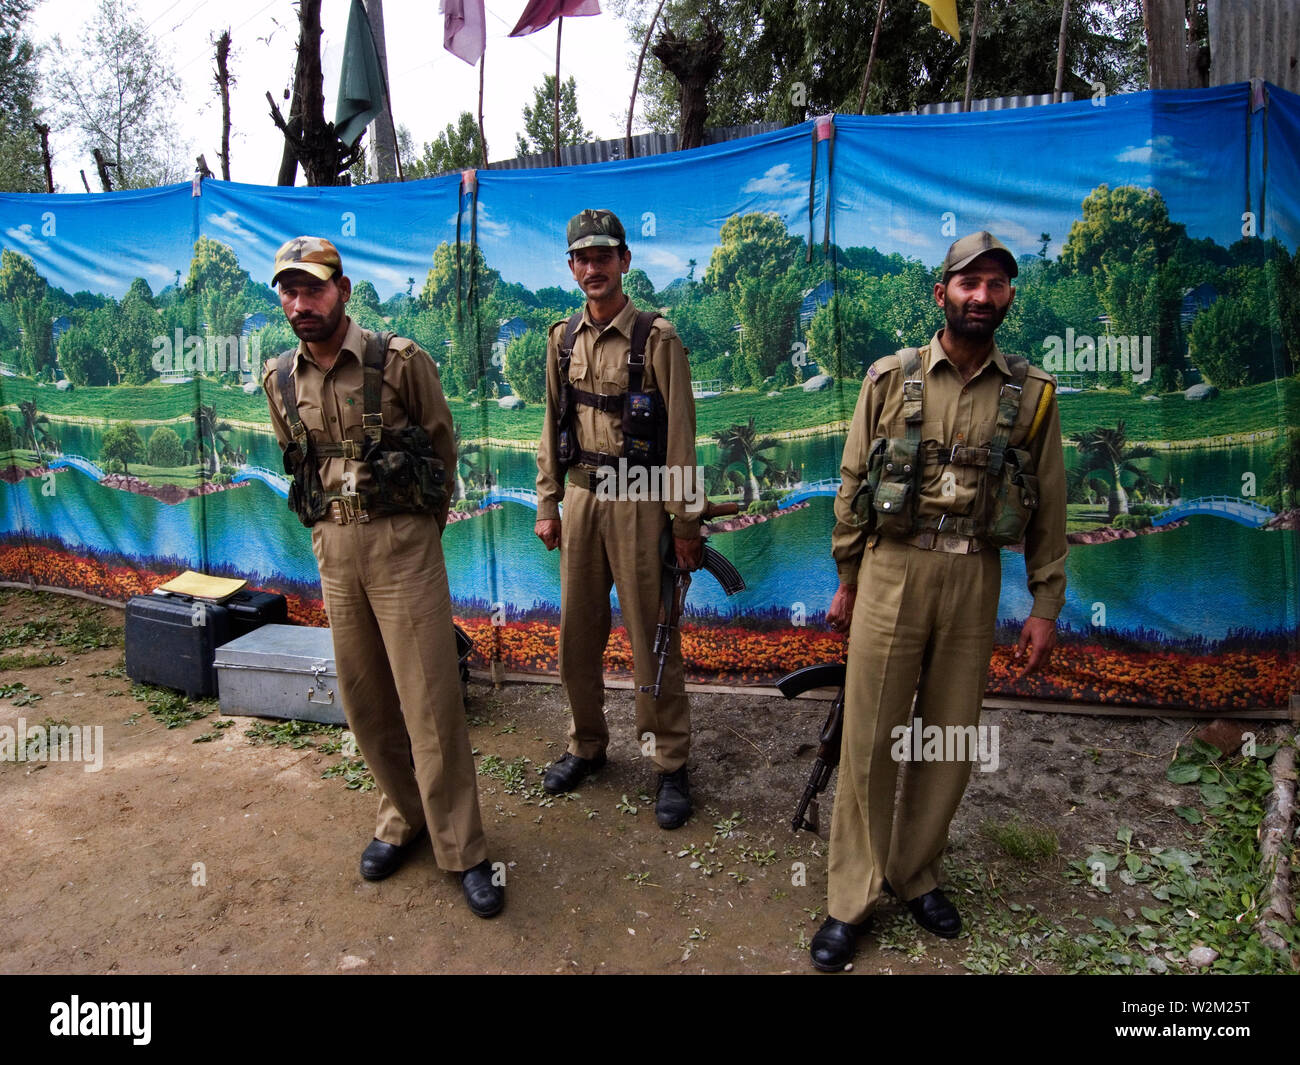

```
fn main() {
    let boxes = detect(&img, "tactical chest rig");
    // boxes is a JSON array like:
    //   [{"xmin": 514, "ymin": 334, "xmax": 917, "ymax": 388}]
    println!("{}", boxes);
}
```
[
  {"xmin": 555, "ymin": 309, "xmax": 666, "ymax": 471},
  {"xmin": 272, "ymin": 331, "xmax": 447, "ymax": 527},
  {"xmin": 851, "ymin": 346, "xmax": 1041, "ymax": 548}
]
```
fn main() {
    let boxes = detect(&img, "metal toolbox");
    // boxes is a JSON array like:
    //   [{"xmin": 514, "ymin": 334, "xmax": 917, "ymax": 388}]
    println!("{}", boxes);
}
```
[
  {"xmin": 214, "ymin": 624, "xmax": 476, "ymax": 726},
  {"xmin": 214, "ymin": 624, "xmax": 347, "ymax": 725}
]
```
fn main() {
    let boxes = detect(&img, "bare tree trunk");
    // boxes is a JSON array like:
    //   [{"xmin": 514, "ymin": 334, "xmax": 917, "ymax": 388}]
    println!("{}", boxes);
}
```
[
  {"xmin": 856, "ymin": 0, "xmax": 887, "ymax": 114},
  {"xmin": 1054, "ymin": 0, "xmax": 1070, "ymax": 102},
  {"xmin": 1145, "ymin": 0, "xmax": 1193, "ymax": 89},
  {"xmin": 364, "ymin": 0, "xmax": 398, "ymax": 181},
  {"xmin": 626, "ymin": 0, "xmax": 667, "ymax": 159},
  {"xmin": 92, "ymin": 148, "xmax": 114, "ymax": 191},
  {"xmin": 33, "ymin": 122, "xmax": 53, "ymax": 192},
  {"xmin": 215, "ymin": 30, "xmax": 233, "ymax": 180},
  {"xmin": 652, "ymin": 18, "xmax": 724, "ymax": 152},
  {"xmin": 963, "ymin": 0, "xmax": 981, "ymax": 111}
]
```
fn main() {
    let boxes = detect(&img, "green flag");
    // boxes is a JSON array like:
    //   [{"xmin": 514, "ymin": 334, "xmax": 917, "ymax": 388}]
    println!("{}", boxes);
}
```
[{"xmin": 335, "ymin": 0, "xmax": 386, "ymax": 147}]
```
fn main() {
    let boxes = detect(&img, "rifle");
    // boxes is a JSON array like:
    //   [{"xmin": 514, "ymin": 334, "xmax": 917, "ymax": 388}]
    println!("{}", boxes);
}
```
[
  {"xmin": 639, "ymin": 500, "xmax": 745, "ymax": 699},
  {"xmin": 776, "ymin": 661, "xmax": 847, "ymax": 834}
]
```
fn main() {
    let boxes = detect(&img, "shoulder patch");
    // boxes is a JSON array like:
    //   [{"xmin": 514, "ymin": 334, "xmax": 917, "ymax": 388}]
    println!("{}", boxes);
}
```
[
  {"xmin": 866, "ymin": 354, "xmax": 901, "ymax": 382},
  {"xmin": 387, "ymin": 335, "xmax": 420, "ymax": 360},
  {"xmin": 261, "ymin": 355, "xmax": 278, "ymax": 381}
]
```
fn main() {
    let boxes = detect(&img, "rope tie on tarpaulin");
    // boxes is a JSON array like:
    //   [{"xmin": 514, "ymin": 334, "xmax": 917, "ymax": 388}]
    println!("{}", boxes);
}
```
[{"xmin": 806, "ymin": 115, "xmax": 836, "ymax": 262}]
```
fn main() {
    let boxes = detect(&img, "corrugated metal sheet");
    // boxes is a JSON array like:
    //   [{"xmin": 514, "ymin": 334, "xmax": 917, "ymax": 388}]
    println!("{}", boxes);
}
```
[
  {"xmin": 477, "ymin": 94, "xmax": 1075, "ymax": 174},
  {"xmin": 1208, "ymin": 0, "xmax": 1300, "ymax": 94}
]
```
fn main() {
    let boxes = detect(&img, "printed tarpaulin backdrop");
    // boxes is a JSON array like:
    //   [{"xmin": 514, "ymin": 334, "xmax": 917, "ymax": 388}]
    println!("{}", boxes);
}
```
[{"xmin": 1, "ymin": 84, "xmax": 1296, "ymax": 712}]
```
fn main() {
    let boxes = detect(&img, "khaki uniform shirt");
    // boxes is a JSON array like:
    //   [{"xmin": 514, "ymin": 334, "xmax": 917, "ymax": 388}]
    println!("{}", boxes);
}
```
[
  {"xmin": 262, "ymin": 317, "xmax": 456, "ymax": 529},
  {"xmin": 832, "ymin": 330, "xmax": 1068, "ymax": 620},
  {"xmin": 536, "ymin": 297, "xmax": 701, "ymax": 538}
]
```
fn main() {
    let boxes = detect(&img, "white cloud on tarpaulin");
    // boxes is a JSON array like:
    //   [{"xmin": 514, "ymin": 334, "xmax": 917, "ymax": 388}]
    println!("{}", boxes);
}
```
[
  {"xmin": 739, "ymin": 163, "xmax": 807, "ymax": 219},
  {"xmin": 443, "ymin": 202, "xmax": 510, "ymax": 240},
  {"xmin": 1115, "ymin": 136, "xmax": 1203, "ymax": 177},
  {"xmin": 207, "ymin": 209, "xmax": 259, "ymax": 242},
  {"xmin": 4, "ymin": 223, "xmax": 46, "ymax": 251}
]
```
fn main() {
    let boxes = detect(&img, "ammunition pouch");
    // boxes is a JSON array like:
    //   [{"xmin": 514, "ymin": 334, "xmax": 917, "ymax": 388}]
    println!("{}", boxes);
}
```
[
  {"xmin": 621, "ymin": 390, "xmax": 667, "ymax": 466},
  {"xmin": 984, "ymin": 446, "xmax": 1039, "ymax": 547},
  {"xmin": 362, "ymin": 425, "xmax": 447, "ymax": 517},
  {"xmin": 862, "ymin": 436, "xmax": 921, "ymax": 538}
]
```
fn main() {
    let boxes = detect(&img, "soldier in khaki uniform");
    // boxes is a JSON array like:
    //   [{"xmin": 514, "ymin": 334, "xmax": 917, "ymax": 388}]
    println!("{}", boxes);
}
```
[
  {"xmin": 534, "ymin": 209, "xmax": 704, "ymax": 829},
  {"xmin": 810, "ymin": 232, "xmax": 1067, "ymax": 970},
  {"xmin": 262, "ymin": 236, "xmax": 502, "ymax": 918}
]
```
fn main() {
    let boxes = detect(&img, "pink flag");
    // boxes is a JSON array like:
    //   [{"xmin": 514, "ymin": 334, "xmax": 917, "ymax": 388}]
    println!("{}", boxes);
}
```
[
  {"xmin": 443, "ymin": 0, "xmax": 486, "ymax": 65},
  {"xmin": 508, "ymin": 0, "xmax": 601, "ymax": 38}
]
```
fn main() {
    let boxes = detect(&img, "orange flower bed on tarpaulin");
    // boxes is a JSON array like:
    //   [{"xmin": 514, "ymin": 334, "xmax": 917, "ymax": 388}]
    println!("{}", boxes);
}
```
[{"xmin": 1, "ymin": 541, "xmax": 1292, "ymax": 712}]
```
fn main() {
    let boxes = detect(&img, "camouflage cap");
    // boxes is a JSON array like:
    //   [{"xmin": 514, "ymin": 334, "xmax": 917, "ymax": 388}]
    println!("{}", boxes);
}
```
[
  {"xmin": 271, "ymin": 236, "xmax": 343, "ymax": 285},
  {"xmin": 566, "ymin": 209, "xmax": 626, "ymax": 253},
  {"xmin": 941, "ymin": 230, "xmax": 1018, "ymax": 280}
]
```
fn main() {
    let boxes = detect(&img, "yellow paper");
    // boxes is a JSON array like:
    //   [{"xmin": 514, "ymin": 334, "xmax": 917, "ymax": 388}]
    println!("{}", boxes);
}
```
[{"xmin": 156, "ymin": 570, "xmax": 248, "ymax": 602}]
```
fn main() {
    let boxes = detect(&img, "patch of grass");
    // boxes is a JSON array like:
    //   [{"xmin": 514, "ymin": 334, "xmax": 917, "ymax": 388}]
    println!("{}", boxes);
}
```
[
  {"xmin": 0, "ymin": 651, "xmax": 67, "ymax": 671},
  {"xmin": 321, "ymin": 754, "xmax": 374, "ymax": 791},
  {"xmin": 131, "ymin": 684, "xmax": 214, "ymax": 729},
  {"xmin": 244, "ymin": 718, "xmax": 341, "ymax": 749},
  {"xmin": 192, "ymin": 720, "xmax": 235, "ymax": 744},
  {"xmin": 56, "ymin": 614, "xmax": 121, "ymax": 651},
  {"xmin": 980, "ymin": 816, "xmax": 1060, "ymax": 862},
  {"xmin": 0, "ymin": 619, "xmax": 62, "ymax": 647}
]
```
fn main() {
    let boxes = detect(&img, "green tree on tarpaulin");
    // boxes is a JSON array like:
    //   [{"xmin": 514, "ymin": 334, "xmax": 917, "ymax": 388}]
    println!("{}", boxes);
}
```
[
  {"xmin": 186, "ymin": 237, "xmax": 250, "ymax": 349},
  {"xmin": 1069, "ymin": 420, "xmax": 1153, "ymax": 520},
  {"xmin": 190, "ymin": 403, "xmax": 232, "ymax": 479},
  {"xmin": 807, "ymin": 294, "xmax": 880, "ymax": 378},
  {"xmin": 714, "ymin": 416, "xmax": 780, "ymax": 505},
  {"xmin": 516, "ymin": 75, "xmax": 592, "ymax": 157},
  {"xmin": 503, "ymin": 330, "xmax": 547, "ymax": 405},
  {"xmin": 1188, "ymin": 265, "xmax": 1281, "ymax": 388},
  {"xmin": 146, "ymin": 425, "xmax": 185, "ymax": 468},
  {"xmin": 106, "ymin": 293, "xmax": 158, "ymax": 384},
  {"xmin": 0, "ymin": 249, "xmax": 52, "ymax": 378},
  {"xmin": 422, "ymin": 242, "xmax": 499, "ymax": 397},
  {"xmin": 704, "ymin": 213, "xmax": 803, "ymax": 388},
  {"xmin": 101, "ymin": 421, "xmax": 143, "ymax": 476},
  {"xmin": 450, "ymin": 421, "xmax": 482, "ymax": 503},
  {"xmin": 16, "ymin": 399, "xmax": 56, "ymax": 459},
  {"xmin": 56, "ymin": 317, "xmax": 112, "ymax": 387}
]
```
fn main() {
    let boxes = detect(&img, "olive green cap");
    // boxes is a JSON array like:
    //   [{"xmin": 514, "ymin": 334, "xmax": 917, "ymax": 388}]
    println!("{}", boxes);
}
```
[
  {"xmin": 566, "ymin": 209, "xmax": 626, "ymax": 253},
  {"xmin": 941, "ymin": 230, "xmax": 1018, "ymax": 280},
  {"xmin": 272, "ymin": 235, "xmax": 343, "ymax": 285}
]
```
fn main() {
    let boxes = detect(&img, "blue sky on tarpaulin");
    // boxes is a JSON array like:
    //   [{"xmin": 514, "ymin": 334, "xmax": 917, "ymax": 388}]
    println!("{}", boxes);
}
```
[{"xmin": 0, "ymin": 84, "xmax": 1295, "ymax": 303}]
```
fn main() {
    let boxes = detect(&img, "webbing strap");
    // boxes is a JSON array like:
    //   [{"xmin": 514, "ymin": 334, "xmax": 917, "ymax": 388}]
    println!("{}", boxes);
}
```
[
  {"xmin": 986, "ymin": 355, "xmax": 1030, "ymax": 477},
  {"xmin": 361, "ymin": 331, "xmax": 392, "ymax": 444},
  {"xmin": 627, "ymin": 310, "xmax": 657, "ymax": 393},
  {"xmin": 275, "ymin": 353, "xmax": 306, "ymax": 449},
  {"xmin": 899, "ymin": 347, "xmax": 923, "ymax": 451}
]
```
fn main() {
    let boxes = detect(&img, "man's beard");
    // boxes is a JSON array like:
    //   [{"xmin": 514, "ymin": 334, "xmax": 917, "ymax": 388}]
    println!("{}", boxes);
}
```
[
  {"xmin": 945, "ymin": 299, "xmax": 1008, "ymax": 341},
  {"xmin": 290, "ymin": 306, "xmax": 342, "ymax": 342}
]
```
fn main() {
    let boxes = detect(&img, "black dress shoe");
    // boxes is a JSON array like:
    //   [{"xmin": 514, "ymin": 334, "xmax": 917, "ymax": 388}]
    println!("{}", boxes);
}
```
[
  {"xmin": 654, "ymin": 766, "xmax": 692, "ymax": 829},
  {"xmin": 461, "ymin": 860, "xmax": 504, "ymax": 918},
  {"xmin": 360, "ymin": 836, "xmax": 418, "ymax": 881},
  {"xmin": 906, "ymin": 887, "xmax": 962, "ymax": 938},
  {"xmin": 542, "ymin": 751, "xmax": 606, "ymax": 794},
  {"xmin": 809, "ymin": 916, "xmax": 871, "ymax": 972}
]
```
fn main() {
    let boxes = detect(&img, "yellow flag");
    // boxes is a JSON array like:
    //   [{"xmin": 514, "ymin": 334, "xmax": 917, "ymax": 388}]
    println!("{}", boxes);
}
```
[{"xmin": 919, "ymin": 0, "xmax": 961, "ymax": 42}]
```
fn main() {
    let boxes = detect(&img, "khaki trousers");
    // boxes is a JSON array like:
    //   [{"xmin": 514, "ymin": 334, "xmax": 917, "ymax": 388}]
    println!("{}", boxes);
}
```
[
  {"xmin": 827, "ymin": 536, "xmax": 1002, "ymax": 924},
  {"xmin": 312, "ymin": 511, "xmax": 488, "ymax": 872},
  {"xmin": 557, "ymin": 485, "xmax": 690, "ymax": 772}
]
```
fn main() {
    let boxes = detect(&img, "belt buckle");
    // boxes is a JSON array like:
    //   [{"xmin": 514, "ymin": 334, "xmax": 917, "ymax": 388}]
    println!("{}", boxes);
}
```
[
  {"xmin": 913, "ymin": 530, "xmax": 937, "ymax": 550},
  {"xmin": 942, "ymin": 534, "xmax": 967, "ymax": 554},
  {"xmin": 333, "ymin": 495, "xmax": 369, "ymax": 525}
]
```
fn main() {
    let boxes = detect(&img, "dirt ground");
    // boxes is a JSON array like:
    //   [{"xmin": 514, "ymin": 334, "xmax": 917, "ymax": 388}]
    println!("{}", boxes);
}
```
[{"xmin": 0, "ymin": 587, "xmax": 1272, "ymax": 975}]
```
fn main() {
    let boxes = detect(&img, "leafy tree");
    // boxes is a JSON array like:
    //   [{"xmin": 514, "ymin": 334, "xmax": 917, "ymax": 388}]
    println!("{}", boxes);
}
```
[
  {"xmin": 124, "ymin": 276, "xmax": 154, "ymax": 306},
  {"xmin": 100, "ymin": 420, "xmax": 143, "ymax": 476},
  {"xmin": 421, "ymin": 242, "xmax": 499, "ymax": 397},
  {"xmin": 614, "ymin": 0, "xmax": 1146, "ymax": 134},
  {"xmin": 56, "ymin": 315, "xmax": 112, "ymax": 386},
  {"xmin": 48, "ymin": 0, "xmax": 187, "ymax": 188},
  {"xmin": 503, "ymin": 330, "xmax": 547, "ymax": 404},
  {"xmin": 1069, "ymin": 420, "xmax": 1153, "ymax": 519},
  {"xmin": 0, "ymin": 413, "xmax": 15, "ymax": 452},
  {"xmin": 0, "ymin": 0, "xmax": 44, "ymax": 192},
  {"xmin": 16, "ymin": 398, "xmax": 55, "ymax": 458},
  {"xmin": 0, "ymin": 248, "xmax": 51, "ymax": 377},
  {"xmin": 516, "ymin": 75, "xmax": 592, "ymax": 156},
  {"xmin": 407, "ymin": 113, "xmax": 484, "ymax": 177},
  {"xmin": 703, "ymin": 213, "xmax": 803, "ymax": 386},
  {"xmin": 351, "ymin": 280, "xmax": 380, "ymax": 309},
  {"xmin": 191, "ymin": 404, "xmax": 232, "ymax": 478},
  {"xmin": 713, "ymin": 416, "xmax": 781, "ymax": 504},
  {"xmin": 450, "ymin": 421, "xmax": 482, "ymax": 502},
  {"xmin": 807, "ymin": 294, "xmax": 879, "ymax": 378},
  {"xmin": 1264, "ymin": 432, "xmax": 1300, "ymax": 509},
  {"xmin": 672, "ymin": 288, "xmax": 738, "ymax": 375},
  {"xmin": 146, "ymin": 425, "xmax": 185, "ymax": 468},
  {"xmin": 624, "ymin": 268, "xmax": 656, "ymax": 306},
  {"xmin": 105, "ymin": 295, "xmax": 157, "ymax": 384},
  {"xmin": 1187, "ymin": 267, "xmax": 1278, "ymax": 388},
  {"xmin": 186, "ymin": 236, "xmax": 249, "ymax": 346}
]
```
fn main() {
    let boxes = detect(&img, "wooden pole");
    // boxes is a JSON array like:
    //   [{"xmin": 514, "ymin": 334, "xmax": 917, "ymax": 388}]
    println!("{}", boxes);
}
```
[
  {"xmin": 1053, "ymin": 0, "xmax": 1070, "ymax": 103},
  {"xmin": 963, "ymin": 0, "xmax": 981, "ymax": 112},
  {"xmin": 554, "ymin": 17, "xmax": 563, "ymax": 166},
  {"xmin": 856, "ymin": 0, "xmax": 887, "ymax": 114},
  {"xmin": 33, "ymin": 122, "xmax": 53, "ymax": 193},
  {"xmin": 626, "ymin": 0, "xmax": 667, "ymax": 159},
  {"xmin": 478, "ymin": 51, "xmax": 489, "ymax": 167}
]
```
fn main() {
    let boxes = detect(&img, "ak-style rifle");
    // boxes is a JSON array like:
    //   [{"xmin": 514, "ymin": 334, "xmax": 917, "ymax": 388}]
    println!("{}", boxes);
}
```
[{"xmin": 776, "ymin": 661, "xmax": 847, "ymax": 833}]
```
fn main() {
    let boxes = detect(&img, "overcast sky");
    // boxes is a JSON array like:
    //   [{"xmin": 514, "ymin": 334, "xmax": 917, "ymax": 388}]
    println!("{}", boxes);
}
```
[{"xmin": 29, "ymin": 0, "xmax": 642, "ymax": 191}]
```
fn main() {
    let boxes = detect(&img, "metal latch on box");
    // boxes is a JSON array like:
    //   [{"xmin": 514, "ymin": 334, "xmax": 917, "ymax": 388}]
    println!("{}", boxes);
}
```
[{"xmin": 305, "ymin": 660, "xmax": 335, "ymax": 705}]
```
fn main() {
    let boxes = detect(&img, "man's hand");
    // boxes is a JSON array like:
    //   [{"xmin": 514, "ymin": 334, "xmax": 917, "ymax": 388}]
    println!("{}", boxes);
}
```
[
  {"xmin": 535, "ymin": 518, "xmax": 561, "ymax": 551},
  {"xmin": 674, "ymin": 534, "xmax": 703, "ymax": 571},
  {"xmin": 1014, "ymin": 615, "xmax": 1057, "ymax": 676},
  {"xmin": 827, "ymin": 583, "xmax": 857, "ymax": 635}
]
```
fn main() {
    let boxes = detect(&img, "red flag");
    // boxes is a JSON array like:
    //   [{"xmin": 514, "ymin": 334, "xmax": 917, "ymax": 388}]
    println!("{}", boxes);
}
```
[
  {"xmin": 443, "ymin": 0, "xmax": 487, "ymax": 65},
  {"xmin": 508, "ymin": 0, "xmax": 601, "ymax": 38}
]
